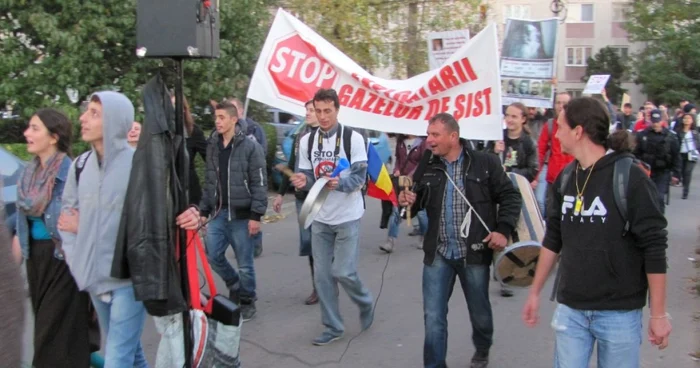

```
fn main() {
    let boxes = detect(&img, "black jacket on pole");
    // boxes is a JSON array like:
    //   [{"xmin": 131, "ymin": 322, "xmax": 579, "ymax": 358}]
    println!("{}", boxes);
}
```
[{"xmin": 112, "ymin": 74, "xmax": 187, "ymax": 316}]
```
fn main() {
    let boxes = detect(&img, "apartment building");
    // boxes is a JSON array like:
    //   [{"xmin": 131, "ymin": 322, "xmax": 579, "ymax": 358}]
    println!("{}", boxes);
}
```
[{"xmin": 487, "ymin": 0, "xmax": 646, "ymax": 107}]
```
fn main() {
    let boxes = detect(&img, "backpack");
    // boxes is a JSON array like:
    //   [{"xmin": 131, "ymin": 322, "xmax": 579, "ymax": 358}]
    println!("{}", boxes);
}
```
[
  {"xmin": 550, "ymin": 156, "xmax": 649, "ymax": 302},
  {"xmin": 306, "ymin": 123, "xmax": 366, "ymax": 164},
  {"xmin": 557, "ymin": 156, "xmax": 649, "ymax": 238},
  {"xmin": 306, "ymin": 124, "xmax": 369, "ymax": 206},
  {"xmin": 74, "ymin": 151, "xmax": 92, "ymax": 184}
]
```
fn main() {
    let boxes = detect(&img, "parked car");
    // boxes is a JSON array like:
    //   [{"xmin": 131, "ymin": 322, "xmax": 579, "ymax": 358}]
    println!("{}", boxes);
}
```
[
  {"xmin": 266, "ymin": 108, "xmax": 302, "ymax": 144},
  {"xmin": 271, "ymin": 126, "xmax": 392, "ymax": 189},
  {"xmin": 1, "ymin": 146, "xmax": 26, "ymax": 221}
]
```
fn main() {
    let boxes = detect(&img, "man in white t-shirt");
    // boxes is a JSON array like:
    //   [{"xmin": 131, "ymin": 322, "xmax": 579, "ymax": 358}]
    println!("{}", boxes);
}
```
[{"xmin": 291, "ymin": 88, "xmax": 374, "ymax": 346}]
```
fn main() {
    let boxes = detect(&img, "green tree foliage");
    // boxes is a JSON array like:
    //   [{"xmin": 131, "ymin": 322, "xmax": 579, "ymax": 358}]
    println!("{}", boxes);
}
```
[
  {"xmin": 624, "ymin": 0, "xmax": 700, "ymax": 104},
  {"xmin": 0, "ymin": 0, "xmax": 272, "ymax": 121},
  {"xmin": 582, "ymin": 46, "xmax": 627, "ymax": 105},
  {"xmin": 283, "ymin": 0, "xmax": 485, "ymax": 78}
]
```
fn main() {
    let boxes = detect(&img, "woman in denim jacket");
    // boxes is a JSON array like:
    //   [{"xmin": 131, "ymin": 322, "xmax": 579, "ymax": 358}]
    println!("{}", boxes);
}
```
[{"xmin": 13, "ymin": 109, "xmax": 91, "ymax": 367}]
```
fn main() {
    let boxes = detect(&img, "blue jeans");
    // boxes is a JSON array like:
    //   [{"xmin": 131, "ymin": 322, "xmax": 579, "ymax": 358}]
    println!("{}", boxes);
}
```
[
  {"xmin": 535, "ymin": 165, "xmax": 549, "ymax": 216},
  {"xmin": 551, "ymin": 304, "xmax": 642, "ymax": 368},
  {"xmin": 295, "ymin": 199, "xmax": 313, "ymax": 256},
  {"xmin": 253, "ymin": 231, "xmax": 262, "ymax": 249},
  {"xmin": 423, "ymin": 253, "xmax": 493, "ymax": 368},
  {"xmin": 206, "ymin": 209, "xmax": 257, "ymax": 301},
  {"xmin": 388, "ymin": 208, "xmax": 428, "ymax": 238},
  {"xmin": 311, "ymin": 219, "xmax": 373, "ymax": 335},
  {"xmin": 90, "ymin": 286, "xmax": 148, "ymax": 368}
]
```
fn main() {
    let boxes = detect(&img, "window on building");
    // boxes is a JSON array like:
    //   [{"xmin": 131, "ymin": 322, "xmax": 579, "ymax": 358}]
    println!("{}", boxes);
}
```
[
  {"xmin": 566, "ymin": 46, "xmax": 592, "ymax": 66},
  {"xmin": 566, "ymin": 4, "xmax": 594, "ymax": 23},
  {"xmin": 567, "ymin": 89, "xmax": 584, "ymax": 98},
  {"xmin": 503, "ymin": 4, "xmax": 531, "ymax": 23},
  {"xmin": 609, "ymin": 46, "xmax": 629, "ymax": 62},
  {"xmin": 612, "ymin": 3, "xmax": 628, "ymax": 22}
]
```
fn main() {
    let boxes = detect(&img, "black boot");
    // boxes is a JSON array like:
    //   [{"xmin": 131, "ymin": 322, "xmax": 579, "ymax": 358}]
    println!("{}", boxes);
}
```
[
  {"xmin": 470, "ymin": 350, "xmax": 489, "ymax": 368},
  {"xmin": 305, "ymin": 256, "xmax": 318, "ymax": 305}
]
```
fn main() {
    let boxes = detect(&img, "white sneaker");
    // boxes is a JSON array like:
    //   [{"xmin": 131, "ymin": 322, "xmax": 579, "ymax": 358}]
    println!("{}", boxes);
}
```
[{"xmin": 379, "ymin": 238, "xmax": 395, "ymax": 253}]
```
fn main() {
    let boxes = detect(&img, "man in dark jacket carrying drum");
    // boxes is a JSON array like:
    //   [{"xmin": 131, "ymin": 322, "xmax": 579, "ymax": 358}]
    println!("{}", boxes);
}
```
[{"xmin": 399, "ymin": 113, "xmax": 522, "ymax": 368}]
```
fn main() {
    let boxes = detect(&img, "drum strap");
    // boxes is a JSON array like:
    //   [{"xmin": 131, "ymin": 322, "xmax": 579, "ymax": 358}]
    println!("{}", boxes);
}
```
[{"xmin": 442, "ymin": 169, "xmax": 491, "ymax": 236}]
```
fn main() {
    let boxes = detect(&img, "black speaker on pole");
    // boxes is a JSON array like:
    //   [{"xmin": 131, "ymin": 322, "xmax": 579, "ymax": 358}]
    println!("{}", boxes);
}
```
[{"xmin": 136, "ymin": 0, "xmax": 220, "ymax": 58}]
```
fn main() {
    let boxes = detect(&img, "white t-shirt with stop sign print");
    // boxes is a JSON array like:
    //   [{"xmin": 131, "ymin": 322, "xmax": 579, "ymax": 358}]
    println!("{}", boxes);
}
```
[{"xmin": 297, "ymin": 126, "xmax": 367, "ymax": 225}]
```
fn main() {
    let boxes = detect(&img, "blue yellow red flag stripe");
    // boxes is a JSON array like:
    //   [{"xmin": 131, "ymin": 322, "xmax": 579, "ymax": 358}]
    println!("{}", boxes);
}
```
[{"xmin": 366, "ymin": 144, "xmax": 397, "ymax": 206}]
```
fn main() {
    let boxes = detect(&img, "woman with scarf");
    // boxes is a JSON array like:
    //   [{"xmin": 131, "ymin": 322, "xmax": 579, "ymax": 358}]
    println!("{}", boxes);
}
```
[{"xmin": 12, "ymin": 109, "xmax": 91, "ymax": 367}]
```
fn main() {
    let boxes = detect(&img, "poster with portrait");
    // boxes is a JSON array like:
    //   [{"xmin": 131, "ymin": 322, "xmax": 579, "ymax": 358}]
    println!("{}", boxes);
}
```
[
  {"xmin": 427, "ymin": 29, "xmax": 470, "ymax": 70},
  {"xmin": 500, "ymin": 18, "xmax": 559, "ymax": 108}
]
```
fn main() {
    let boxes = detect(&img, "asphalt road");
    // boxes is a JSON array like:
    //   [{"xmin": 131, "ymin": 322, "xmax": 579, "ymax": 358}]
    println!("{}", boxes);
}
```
[{"xmin": 21, "ymin": 176, "xmax": 699, "ymax": 368}]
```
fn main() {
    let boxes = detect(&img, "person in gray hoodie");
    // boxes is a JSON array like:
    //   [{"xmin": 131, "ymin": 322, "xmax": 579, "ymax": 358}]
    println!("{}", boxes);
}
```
[
  {"xmin": 0, "ymin": 179, "xmax": 24, "ymax": 368},
  {"xmin": 58, "ymin": 92, "xmax": 149, "ymax": 368}
]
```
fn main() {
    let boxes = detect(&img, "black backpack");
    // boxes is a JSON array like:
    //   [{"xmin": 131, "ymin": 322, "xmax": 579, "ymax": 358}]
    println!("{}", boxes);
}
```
[
  {"xmin": 74, "ymin": 151, "xmax": 93, "ymax": 184},
  {"xmin": 306, "ymin": 123, "xmax": 366, "ymax": 164},
  {"xmin": 550, "ymin": 156, "xmax": 652, "ymax": 302},
  {"xmin": 306, "ymin": 124, "xmax": 369, "ymax": 205},
  {"xmin": 557, "ymin": 157, "xmax": 634, "ymax": 237}
]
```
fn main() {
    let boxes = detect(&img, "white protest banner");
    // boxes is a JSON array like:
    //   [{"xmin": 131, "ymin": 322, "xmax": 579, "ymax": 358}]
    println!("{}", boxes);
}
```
[
  {"xmin": 248, "ymin": 8, "xmax": 503, "ymax": 141},
  {"xmin": 583, "ymin": 74, "xmax": 611, "ymax": 95},
  {"xmin": 500, "ymin": 18, "xmax": 559, "ymax": 109},
  {"xmin": 427, "ymin": 29, "xmax": 470, "ymax": 70}
]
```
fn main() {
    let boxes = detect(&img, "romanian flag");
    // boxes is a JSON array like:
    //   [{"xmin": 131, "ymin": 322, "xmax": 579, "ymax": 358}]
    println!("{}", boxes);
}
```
[{"xmin": 366, "ymin": 143, "xmax": 397, "ymax": 206}]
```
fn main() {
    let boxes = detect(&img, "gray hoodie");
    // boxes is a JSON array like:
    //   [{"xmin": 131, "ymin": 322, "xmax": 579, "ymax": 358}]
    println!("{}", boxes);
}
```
[
  {"xmin": 60, "ymin": 91, "xmax": 135, "ymax": 294},
  {"xmin": 0, "ymin": 178, "xmax": 24, "ymax": 367}
]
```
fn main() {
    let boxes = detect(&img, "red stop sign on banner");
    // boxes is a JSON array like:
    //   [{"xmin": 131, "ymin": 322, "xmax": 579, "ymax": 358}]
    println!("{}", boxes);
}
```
[{"xmin": 268, "ymin": 33, "xmax": 338, "ymax": 103}]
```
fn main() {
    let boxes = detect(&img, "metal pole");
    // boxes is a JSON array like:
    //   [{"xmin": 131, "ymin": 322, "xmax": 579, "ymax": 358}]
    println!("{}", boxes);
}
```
[
  {"xmin": 174, "ymin": 58, "xmax": 193, "ymax": 368},
  {"xmin": 551, "ymin": 0, "xmax": 566, "ymax": 101}
]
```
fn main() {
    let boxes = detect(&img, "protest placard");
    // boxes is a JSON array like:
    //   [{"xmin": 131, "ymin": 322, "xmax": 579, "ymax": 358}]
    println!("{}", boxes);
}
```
[
  {"xmin": 583, "ymin": 75, "xmax": 611, "ymax": 95},
  {"xmin": 500, "ymin": 18, "xmax": 559, "ymax": 109},
  {"xmin": 427, "ymin": 29, "xmax": 470, "ymax": 70}
]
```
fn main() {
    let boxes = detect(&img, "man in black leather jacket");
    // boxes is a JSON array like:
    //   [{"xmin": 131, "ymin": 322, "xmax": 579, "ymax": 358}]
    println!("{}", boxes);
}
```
[{"xmin": 399, "ymin": 113, "xmax": 521, "ymax": 368}]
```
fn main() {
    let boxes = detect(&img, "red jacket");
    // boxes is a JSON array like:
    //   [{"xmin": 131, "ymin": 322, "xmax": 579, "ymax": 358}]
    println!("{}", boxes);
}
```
[
  {"xmin": 634, "ymin": 119, "xmax": 668, "ymax": 132},
  {"xmin": 633, "ymin": 119, "xmax": 649, "ymax": 132},
  {"xmin": 538, "ymin": 118, "xmax": 574, "ymax": 183}
]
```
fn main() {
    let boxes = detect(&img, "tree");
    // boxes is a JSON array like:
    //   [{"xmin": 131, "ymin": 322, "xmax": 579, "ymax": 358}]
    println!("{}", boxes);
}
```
[
  {"xmin": 0, "ymin": 0, "xmax": 272, "ymax": 121},
  {"xmin": 624, "ymin": 0, "xmax": 700, "ymax": 104},
  {"xmin": 282, "ymin": 0, "xmax": 485, "ymax": 78},
  {"xmin": 582, "ymin": 47, "xmax": 627, "ymax": 105}
]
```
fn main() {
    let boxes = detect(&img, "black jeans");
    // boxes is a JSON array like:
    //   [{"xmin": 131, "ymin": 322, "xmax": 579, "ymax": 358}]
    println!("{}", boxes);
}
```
[
  {"xmin": 651, "ymin": 171, "xmax": 670, "ymax": 214},
  {"xmin": 681, "ymin": 158, "xmax": 696, "ymax": 197}
]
